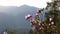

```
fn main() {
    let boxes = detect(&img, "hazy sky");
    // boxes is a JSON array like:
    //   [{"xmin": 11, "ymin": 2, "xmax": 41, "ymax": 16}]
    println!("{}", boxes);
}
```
[{"xmin": 0, "ymin": 0, "xmax": 51, "ymax": 8}]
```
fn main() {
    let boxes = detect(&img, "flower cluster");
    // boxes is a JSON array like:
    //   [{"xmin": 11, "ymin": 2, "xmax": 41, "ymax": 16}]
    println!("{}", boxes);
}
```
[
  {"xmin": 25, "ymin": 9, "xmax": 58, "ymax": 34},
  {"xmin": 25, "ymin": 9, "xmax": 47, "ymax": 31},
  {"xmin": 49, "ymin": 17, "xmax": 55, "ymax": 25},
  {"xmin": 25, "ymin": 14, "xmax": 32, "ymax": 20},
  {"xmin": 3, "ymin": 32, "xmax": 7, "ymax": 34}
]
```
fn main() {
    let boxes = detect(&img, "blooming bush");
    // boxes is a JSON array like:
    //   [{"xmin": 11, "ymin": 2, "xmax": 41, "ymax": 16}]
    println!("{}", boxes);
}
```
[{"xmin": 25, "ymin": 9, "xmax": 58, "ymax": 34}]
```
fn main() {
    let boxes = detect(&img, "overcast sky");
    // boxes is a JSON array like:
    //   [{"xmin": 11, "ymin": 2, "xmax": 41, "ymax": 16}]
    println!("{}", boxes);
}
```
[{"xmin": 0, "ymin": 0, "xmax": 51, "ymax": 8}]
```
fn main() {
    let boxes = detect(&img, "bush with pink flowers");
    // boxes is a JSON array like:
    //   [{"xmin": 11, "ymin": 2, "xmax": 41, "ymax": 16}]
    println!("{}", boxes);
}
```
[{"xmin": 25, "ymin": 9, "xmax": 58, "ymax": 34}]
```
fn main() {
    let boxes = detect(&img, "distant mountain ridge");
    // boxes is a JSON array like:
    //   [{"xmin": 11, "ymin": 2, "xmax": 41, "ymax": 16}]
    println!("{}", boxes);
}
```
[{"xmin": 0, "ymin": 5, "xmax": 39, "ymax": 33}]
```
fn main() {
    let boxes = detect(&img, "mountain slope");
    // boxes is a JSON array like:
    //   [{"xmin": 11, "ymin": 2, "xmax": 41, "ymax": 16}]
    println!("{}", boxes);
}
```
[{"xmin": 0, "ymin": 5, "xmax": 38, "ymax": 32}]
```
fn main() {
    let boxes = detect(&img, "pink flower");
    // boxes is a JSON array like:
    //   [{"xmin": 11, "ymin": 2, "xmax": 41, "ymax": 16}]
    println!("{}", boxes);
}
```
[
  {"xmin": 3, "ymin": 32, "xmax": 7, "ymax": 34},
  {"xmin": 49, "ymin": 17, "xmax": 53, "ymax": 22},
  {"xmin": 51, "ymin": 22, "xmax": 54, "ymax": 25},
  {"xmin": 25, "ymin": 14, "xmax": 31, "ymax": 19},
  {"xmin": 27, "ymin": 14, "xmax": 31, "ymax": 17},
  {"xmin": 35, "ymin": 13, "xmax": 39, "ymax": 16}
]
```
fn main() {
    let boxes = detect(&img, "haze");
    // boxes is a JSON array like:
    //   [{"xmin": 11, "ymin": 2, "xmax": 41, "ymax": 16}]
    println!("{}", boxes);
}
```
[{"xmin": 0, "ymin": 0, "xmax": 51, "ymax": 8}]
